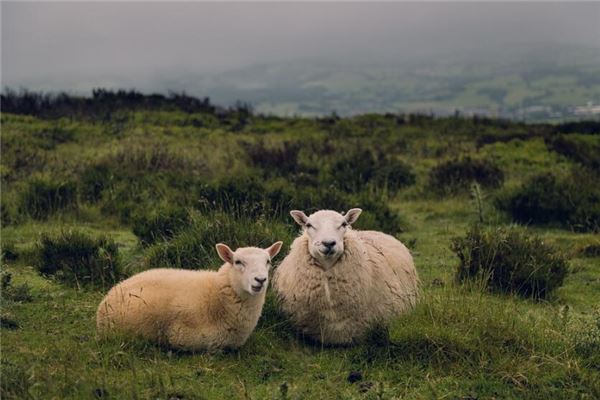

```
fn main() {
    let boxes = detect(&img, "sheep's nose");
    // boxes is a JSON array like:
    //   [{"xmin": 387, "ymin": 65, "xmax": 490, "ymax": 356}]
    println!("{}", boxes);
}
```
[
  {"xmin": 254, "ymin": 277, "xmax": 267, "ymax": 284},
  {"xmin": 322, "ymin": 240, "xmax": 336, "ymax": 248}
]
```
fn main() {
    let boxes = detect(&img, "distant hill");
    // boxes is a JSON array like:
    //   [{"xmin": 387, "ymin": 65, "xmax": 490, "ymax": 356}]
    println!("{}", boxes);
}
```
[{"xmin": 181, "ymin": 44, "xmax": 600, "ymax": 121}]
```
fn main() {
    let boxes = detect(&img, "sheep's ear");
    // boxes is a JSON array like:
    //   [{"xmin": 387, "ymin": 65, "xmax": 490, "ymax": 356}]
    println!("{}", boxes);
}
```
[
  {"xmin": 290, "ymin": 210, "xmax": 308, "ymax": 226},
  {"xmin": 215, "ymin": 243, "xmax": 234, "ymax": 264},
  {"xmin": 265, "ymin": 241, "xmax": 283, "ymax": 258},
  {"xmin": 345, "ymin": 208, "xmax": 362, "ymax": 225}
]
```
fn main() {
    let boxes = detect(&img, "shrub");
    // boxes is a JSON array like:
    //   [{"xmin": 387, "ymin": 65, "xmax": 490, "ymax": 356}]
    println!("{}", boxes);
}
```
[
  {"xmin": 451, "ymin": 224, "xmax": 569, "ymax": 299},
  {"xmin": 0, "ymin": 272, "xmax": 32, "ymax": 302},
  {"xmin": 132, "ymin": 205, "xmax": 190, "ymax": 246},
  {"xmin": 32, "ymin": 126, "xmax": 74, "ymax": 150},
  {"xmin": 18, "ymin": 176, "xmax": 77, "ymax": 219},
  {"xmin": 429, "ymin": 157, "xmax": 504, "ymax": 194},
  {"xmin": 496, "ymin": 170, "xmax": 600, "ymax": 232},
  {"xmin": 1, "ymin": 241, "xmax": 18, "ymax": 262},
  {"xmin": 79, "ymin": 164, "xmax": 113, "ymax": 203},
  {"xmin": 329, "ymin": 149, "xmax": 415, "ymax": 194},
  {"xmin": 36, "ymin": 230, "xmax": 121, "ymax": 289},
  {"xmin": 196, "ymin": 176, "xmax": 271, "ymax": 218},
  {"xmin": 579, "ymin": 242, "xmax": 600, "ymax": 258},
  {"xmin": 243, "ymin": 140, "xmax": 302, "ymax": 176},
  {"xmin": 545, "ymin": 135, "xmax": 600, "ymax": 172},
  {"xmin": 144, "ymin": 212, "xmax": 294, "ymax": 269}
]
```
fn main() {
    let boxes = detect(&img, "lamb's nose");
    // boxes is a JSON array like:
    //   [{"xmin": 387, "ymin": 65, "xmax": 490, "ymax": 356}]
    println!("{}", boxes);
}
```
[
  {"xmin": 254, "ymin": 277, "xmax": 267, "ymax": 284},
  {"xmin": 322, "ymin": 240, "xmax": 336, "ymax": 248}
]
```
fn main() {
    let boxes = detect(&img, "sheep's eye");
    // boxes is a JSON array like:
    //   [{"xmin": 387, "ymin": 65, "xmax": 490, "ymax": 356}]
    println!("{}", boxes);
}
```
[
  {"xmin": 305, "ymin": 223, "xmax": 313, "ymax": 229},
  {"xmin": 267, "ymin": 259, "xmax": 272, "ymax": 265},
  {"xmin": 341, "ymin": 222, "xmax": 348, "ymax": 228},
  {"xmin": 235, "ymin": 260, "xmax": 243, "ymax": 266}
]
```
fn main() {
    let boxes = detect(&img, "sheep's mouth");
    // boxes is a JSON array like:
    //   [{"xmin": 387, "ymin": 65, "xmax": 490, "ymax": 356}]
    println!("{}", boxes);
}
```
[
  {"xmin": 320, "ymin": 248, "xmax": 336, "ymax": 257},
  {"xmin": 251, "ymin": 285, "xmax": 263, "ymax": 293}
]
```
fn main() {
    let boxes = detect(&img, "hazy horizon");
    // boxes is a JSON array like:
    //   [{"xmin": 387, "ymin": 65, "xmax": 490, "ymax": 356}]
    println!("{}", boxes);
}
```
[
  {"xmin": 3, "ymin": 2, "xmax": 600, "ymax": 119},
  {"xmin": 3, "ymin": 2, "xmax": 599, "ymax": 91}
]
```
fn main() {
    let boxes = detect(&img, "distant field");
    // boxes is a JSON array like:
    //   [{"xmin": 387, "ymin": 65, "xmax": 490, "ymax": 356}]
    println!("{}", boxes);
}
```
[
  {"xmin": 187, "ymin": 47, "xmax": 600, "ymax": 120},
  {"xmin": 1, "ymin": 95, "xmax": 599, "ymax": 399}
]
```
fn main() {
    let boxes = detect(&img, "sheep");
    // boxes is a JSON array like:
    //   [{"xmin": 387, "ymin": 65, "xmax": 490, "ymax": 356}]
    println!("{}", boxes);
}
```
[
  {"xmin": 273, "ymin": 208, "xmax": 418, "ymax": 345},
  {"xmin": 96, "ymin": 241, "xmax": 283, "ymax": 351}
]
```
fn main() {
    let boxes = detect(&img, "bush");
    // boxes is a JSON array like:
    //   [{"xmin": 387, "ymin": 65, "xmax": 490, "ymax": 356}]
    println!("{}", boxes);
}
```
[
  {"xmin": 329, "ymin": 149, "xmax": 415, "ymax": 194},
  {"xmin": 0, "ymin": 272, "xmax": 32, "ymax": 302},
  {"xmin": 244, "ymin": 140, "xmax": 302, "ymax": 176},
  {"xmin": 196, "ymin": 176, "xmax": 270, "ymax": 218},
  {"xmin": 36, "ymin": 230, "xmax": 121, "ymax": 289},
  {"xmin": 79, "ymin": 164, "xmax": 113, "ymax": 203},
  {"xmin": 145, "ymin": 212, "xmax": 294, "ymax": 269},
  {"xmin": 18, "ymin": 176, "xmax": 77, "ymax": 219},
  {"xmin": 451, "ymin": 224, "xmax": 569, "ymax": 299},
  {"xmin": 497, "ymin": 170, "xmax": 600, "ymax": 232},
  {"xmin": 132, "ymin": 205, "xmax": 190, "ymax": 246},
  {"xmin": 429, "ymin": 157, "xmax": 504, "ymax": 194},
  {"xmin": 1, "ymin": 241, "xmax": 18, "ymax": 262},
  {"xmin": 579, "ymin": 242, "xmax": 600, "ymax": 258},
  {"xmin": 545, "ymin": 135, "xmax": 600, "ymax": 172},
  {"xmin": 32, "ymin": 126, "xmax": 74, "ymax": 150}
]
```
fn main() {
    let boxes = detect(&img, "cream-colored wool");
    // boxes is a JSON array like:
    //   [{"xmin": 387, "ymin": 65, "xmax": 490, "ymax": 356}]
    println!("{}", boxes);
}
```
[
  {"xmin": 273, "ymin": 210, "xmax": 418, "ymax": 345},
  {"xmin": 97, "ymin": 242, "xmax": 282, "ymax": 351}
]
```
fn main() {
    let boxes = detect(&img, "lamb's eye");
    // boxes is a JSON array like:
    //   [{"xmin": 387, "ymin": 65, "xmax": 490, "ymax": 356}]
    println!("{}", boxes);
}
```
[
  {"xmin": 305, "ymin": 223, "xmax": 313, "ymax": 229},
  {"xmin": 341, "ymin": 222, "xmax": 348, "ymax": 228},
  {"xmin": 235, "ymin": 260, "xmax": 243, "ymax": 266},
  {"xmin": 267, "ymin": 259, "xmax": 272, "ymax": 265}
]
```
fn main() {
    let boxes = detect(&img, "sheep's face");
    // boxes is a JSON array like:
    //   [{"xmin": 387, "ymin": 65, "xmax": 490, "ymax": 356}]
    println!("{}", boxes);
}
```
[
  {"xmin": 216, "ymin": 242, "xmax": 283, "ymax": 296},
  {"xmin": 290, "ymin": 209, "xmax": 362, "ymax": 269}
]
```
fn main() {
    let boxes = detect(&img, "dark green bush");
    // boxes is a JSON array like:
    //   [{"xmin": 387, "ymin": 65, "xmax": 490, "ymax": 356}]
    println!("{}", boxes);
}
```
[
  {"xmin": 330, "ymin": 149, "xmax": 415, "ymax": 194},
  {"xmin": 451, "ymin": 224, "xmax": 569, "ymax": 299},
  {"xmin": 196, "ymin": 176, "xmax": 270, "ymax": 218},
  {"xmin": 429, "ymin": 157, "xmax": 504, "ymax": 193},
  {"xmin": 496, "ymin": 170, "xmax": 600, "ymax": 232},
  {"xmin": 580, "ymin": 242, "xmax": 600, "ymax": 258},
  {"xmin": 18, "ymin": 176, "xmax": 77, "ymax": 219},
  {"xmin": 36, "ymin": 230, "xmax": 121, "ymax": 289},
  {"xmin": 132, "ymin": 205, "xmax": 190, "ymax": 246},
  {"xmin": 244, "ymin": 140, "xmax": 301, "ymax": 176},
  {"xmin": 545, "ymin": 135, "xmax": 600, "ymax": 172},
  {"xmin": 0, "ymin": 272, "xmax": 32, "ymax": 302},
  {"xmin": 145, "ymin": 212, "xmax": 294, "ymax": 269},
  {"xmin": 79, "ymin": 164, "xmax": 113, "ymax": 202},
  {"xmin": 1, "ymin": 241, "xmax": 18, "ymax": 262},
  {"xmin": 32, "ymin": 126, "xmax": 74, "ymax": 150}
]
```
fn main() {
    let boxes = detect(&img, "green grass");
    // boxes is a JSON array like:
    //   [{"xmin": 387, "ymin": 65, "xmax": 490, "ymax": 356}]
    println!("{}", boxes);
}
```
[{"xmin": 2, "ymin": 108, "xmax": 599, "ymax": 399}]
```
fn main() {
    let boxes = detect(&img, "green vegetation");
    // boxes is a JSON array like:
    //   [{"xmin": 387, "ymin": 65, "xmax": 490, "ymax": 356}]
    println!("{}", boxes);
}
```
[
  {"xmin": 1, "ymin": 91, "xmax": 599, "ymax": 399},
  {"xmin": 428, "ymin": 157, "xmax": 504, "ymax": 194},
  {"xmin": 451, "ymin": 224, "xmax": 569, "ymax": 298},
  {"xmin": 36, "ymin": 230, "xmax": 122, "ymax": 289}
]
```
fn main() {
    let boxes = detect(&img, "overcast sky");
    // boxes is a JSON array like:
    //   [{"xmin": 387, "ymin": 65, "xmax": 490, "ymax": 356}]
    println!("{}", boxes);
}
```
[{"xmin": 2, "ymin": 1, "xmax": 600, "ymax": 92}]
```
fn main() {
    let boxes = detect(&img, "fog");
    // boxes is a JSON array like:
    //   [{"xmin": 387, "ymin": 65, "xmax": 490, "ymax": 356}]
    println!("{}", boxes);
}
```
[{"xmin": 2, "ymin": 1, "xmax": 599, "ymax": 92}]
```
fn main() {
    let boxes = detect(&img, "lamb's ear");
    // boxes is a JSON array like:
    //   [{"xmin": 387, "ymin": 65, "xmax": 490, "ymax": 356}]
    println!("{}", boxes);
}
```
[
  {"xmin": 265, "ymin": 241, "xmax": 283, "ymax": 258},
  {"xmin": 215, "ymin": 243, "xmax": 234, "ymax": 264},
  {"xmin": 290, "ymin": 210, "xmax": 308, "ymax": 226},
  {"xmin": 345, "ymin": 208, "xmax": 363, "ymax": 225}
]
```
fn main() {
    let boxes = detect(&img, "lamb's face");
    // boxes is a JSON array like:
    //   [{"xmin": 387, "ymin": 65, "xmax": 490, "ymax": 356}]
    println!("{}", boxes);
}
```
[
  {"xmin": 290, "ymin": 209, "xmax": 362, "ymax": 269},
  {"xmin": 216, "ymin": 242, "xmax": 283, "ymax": 296}
]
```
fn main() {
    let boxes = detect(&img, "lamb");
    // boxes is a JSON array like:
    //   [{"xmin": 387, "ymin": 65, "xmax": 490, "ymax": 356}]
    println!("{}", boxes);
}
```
[
  {"xmin": 96, "ymin": 241, "xmax": 283, "ymax": 351},
  {"xmin": 273, "ymin": 208, "xmax": 418, "ymax": 345}
]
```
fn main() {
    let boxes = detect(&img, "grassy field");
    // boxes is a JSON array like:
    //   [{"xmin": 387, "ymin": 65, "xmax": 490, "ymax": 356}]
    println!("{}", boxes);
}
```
[{"xmin": 1, "ymin": 96, "xmax": 599, "ymax": 399}]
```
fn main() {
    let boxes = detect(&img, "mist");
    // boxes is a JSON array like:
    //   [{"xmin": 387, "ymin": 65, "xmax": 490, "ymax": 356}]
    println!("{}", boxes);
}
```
[{"xmin": 3, "ymin": 1, "xmax": 599, "ymax": 92}]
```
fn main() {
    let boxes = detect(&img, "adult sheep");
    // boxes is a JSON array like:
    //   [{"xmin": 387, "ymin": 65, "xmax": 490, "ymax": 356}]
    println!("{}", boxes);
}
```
[
  {"xmin": 97, "ymin": 241, "xmax": 283, "ymax": 351},
  {"xmin": 273, "ymin": 209, "xmax": 418, "ymax": 345}
]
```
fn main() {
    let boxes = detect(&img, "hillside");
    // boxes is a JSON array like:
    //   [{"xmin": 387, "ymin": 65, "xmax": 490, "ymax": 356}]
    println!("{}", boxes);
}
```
[{"xmin": 1, "ymin": 92, "xmax": 599, "ymax": 399}]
